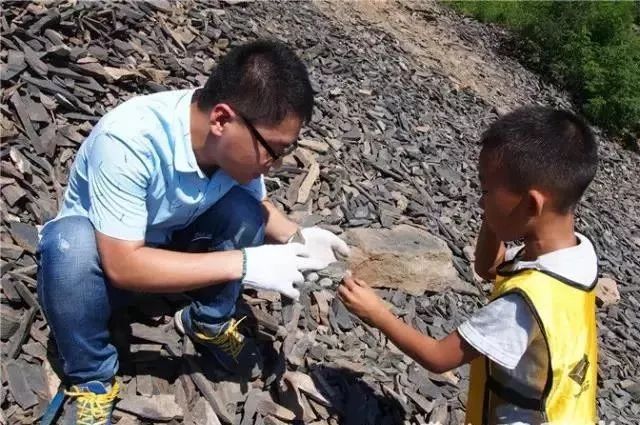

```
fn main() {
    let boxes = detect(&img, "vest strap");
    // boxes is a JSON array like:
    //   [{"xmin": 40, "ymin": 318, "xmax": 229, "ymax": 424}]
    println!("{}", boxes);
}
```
[{"xmin": 486, "ymin": 375, "xmax": 544, "ymax": 412}]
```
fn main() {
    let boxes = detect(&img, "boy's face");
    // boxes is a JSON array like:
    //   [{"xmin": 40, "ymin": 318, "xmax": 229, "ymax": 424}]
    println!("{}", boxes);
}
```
[{"xmin": 478, "ymin": 150, "xmax": 533, "ymax": 241}]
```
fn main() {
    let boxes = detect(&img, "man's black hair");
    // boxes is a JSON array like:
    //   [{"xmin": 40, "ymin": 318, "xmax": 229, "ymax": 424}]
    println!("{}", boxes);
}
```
[
  {"xmin": 481, "ymin": 106, "xmax": 598, "ymax": 213},
  {"xmin": 197, "ymin": 39, "xmax": 314, "ymax": 125}
]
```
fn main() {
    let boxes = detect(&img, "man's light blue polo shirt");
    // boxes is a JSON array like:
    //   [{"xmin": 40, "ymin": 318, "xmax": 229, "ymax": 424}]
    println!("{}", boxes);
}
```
[{"xmin": 50, "ymin": 89, "xmax": 266, "ymax": 245}]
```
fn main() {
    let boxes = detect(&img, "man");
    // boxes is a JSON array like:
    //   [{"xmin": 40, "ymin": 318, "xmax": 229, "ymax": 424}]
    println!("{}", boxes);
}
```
[{"xmin": 37, "ymin": 40, "xmax": 348, "ymax": 424}]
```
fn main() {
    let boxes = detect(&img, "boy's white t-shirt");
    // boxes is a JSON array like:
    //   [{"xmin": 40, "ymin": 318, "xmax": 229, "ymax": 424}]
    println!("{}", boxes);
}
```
[{"xmin": 458, "ymin": 233, "xmax": 598, "ymax": 425}]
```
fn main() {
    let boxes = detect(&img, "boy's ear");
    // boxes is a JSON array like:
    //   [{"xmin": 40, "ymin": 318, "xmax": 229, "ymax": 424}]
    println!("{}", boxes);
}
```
[{"xmin": 527, "ymin": 189, "xmax": 546, "ymax": 217}]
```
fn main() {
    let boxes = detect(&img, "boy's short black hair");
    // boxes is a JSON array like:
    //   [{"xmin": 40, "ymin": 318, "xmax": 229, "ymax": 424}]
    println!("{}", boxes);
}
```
[
  {"xmin": 481, "ymin": 106, "xmax": 598, "ymax": 213},
  {"xmin": 197, "ymin": 39, "xmax": 314, "ymax": 126}
]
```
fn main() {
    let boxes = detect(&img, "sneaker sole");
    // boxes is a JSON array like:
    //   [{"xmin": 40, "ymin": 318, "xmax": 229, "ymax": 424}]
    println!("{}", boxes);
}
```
[
  {"xmin": 173, "ymin": 309, "xmax": 236, "ymax": 374},
  {"xmin": 174, "ymin": 309, "xmax": 186, "ymax": 335}
]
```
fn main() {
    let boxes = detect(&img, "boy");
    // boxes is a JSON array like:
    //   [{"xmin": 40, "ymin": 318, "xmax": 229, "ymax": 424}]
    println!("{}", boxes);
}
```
[{"xmin": 339, "ymin": 106, "xmax": 599, "ymax": 424}]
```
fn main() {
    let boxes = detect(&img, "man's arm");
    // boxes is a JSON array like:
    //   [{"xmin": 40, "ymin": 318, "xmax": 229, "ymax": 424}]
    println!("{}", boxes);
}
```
[
  {"xmin": 97, "ymin": 233, "xmax": 318, "ymax": 300},
  {"xmin": 262, "ymin": 199, "xmax": 299, "ymax": 243},
  {"xmin": 96, "ymin": 233, "xmax": 243, "ymax": 292},
  {"xmin": 87, "ymin": 134, "xmax": 241, "ymax": 292},
  {"xmin": 339, "ymin": 276, "xmax": 479, "ymax": 373},
  {"xmin": 474, "ymin": 219, "xmax": 506, "ymax": 281},
  {"xmin": 85, "ymin": 134, "xmax": 309, "ymax": 294}
]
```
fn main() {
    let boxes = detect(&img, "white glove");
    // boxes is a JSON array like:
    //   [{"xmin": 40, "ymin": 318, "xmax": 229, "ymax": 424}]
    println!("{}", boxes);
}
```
[
  {"xmin": 299, "ymin": 227, "xmax": 350, "ymax": 269},
  {"xmin": 242, "ymin": 243, "xmax": 324, "ymax": 300}
]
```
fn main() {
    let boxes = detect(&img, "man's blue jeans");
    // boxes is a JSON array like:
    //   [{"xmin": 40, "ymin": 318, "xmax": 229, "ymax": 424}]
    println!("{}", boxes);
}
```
[{"xmin": 36, "ymin": 187, "xmax": 265, "ymax": 385}]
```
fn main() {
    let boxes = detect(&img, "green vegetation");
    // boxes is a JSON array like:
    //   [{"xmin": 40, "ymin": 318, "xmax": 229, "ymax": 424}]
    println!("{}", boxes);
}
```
[{"xmin": 449, "ymin": 1, "xmax": 640, "ymax": 140}]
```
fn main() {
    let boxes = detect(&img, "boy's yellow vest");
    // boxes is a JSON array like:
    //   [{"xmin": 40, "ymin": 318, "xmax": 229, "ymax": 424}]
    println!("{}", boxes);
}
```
[{"xmin": 465, "ymin": 269, "xmax": 598, "ymax": 424}]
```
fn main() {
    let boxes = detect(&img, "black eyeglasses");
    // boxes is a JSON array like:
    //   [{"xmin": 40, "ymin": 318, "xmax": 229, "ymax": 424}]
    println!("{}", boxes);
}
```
[{"xmin": 235, "ymin": 111, "xmax": 298, "ymax": 161}]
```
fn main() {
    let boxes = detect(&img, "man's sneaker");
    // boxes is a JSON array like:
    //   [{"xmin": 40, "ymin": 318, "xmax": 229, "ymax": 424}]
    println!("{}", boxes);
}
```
[
  {"xmin": 174, "ymin": 308, "xmax": 262, "ymax": 378},
  {"xmin": 65, "ymin": 380, "xmax": 120, "ymax": 425}
]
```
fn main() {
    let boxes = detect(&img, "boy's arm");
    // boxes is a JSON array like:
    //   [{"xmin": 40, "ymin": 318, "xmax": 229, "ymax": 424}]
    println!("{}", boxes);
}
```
[
  {"xmin": 374, "ymin": 309, "xmax": 479, "ymax": 373},
  {"xmin": 339, "ymin": 276, "xmax": 479, "ymax": 373},
  {"xmin": 474, "ymin": 219, "xmax": 506, "ymax": 280}
]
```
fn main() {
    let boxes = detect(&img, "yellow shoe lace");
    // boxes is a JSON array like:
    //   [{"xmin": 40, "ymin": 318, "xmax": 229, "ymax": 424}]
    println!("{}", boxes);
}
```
[
  {"xmin": 65, "ymin": 381, "xmax": 120, "ymax": 425},
  {"xmin": 194, "ymin": 316, "xmax": 247, "ymax": 360}
]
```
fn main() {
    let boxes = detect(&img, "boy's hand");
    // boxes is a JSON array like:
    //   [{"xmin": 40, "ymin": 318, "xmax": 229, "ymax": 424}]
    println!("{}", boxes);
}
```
[{"xmin": 338, "ymin": 274, "xmax": 390, "ymax": 325}]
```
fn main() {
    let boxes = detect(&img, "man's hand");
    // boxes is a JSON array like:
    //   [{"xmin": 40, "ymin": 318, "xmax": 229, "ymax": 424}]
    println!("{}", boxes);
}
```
[
  {"xmin": 242, "ymin": 243, "xmax": 324, "ymax": 300},
  {"xmin": 300, "ymin": 227, "xmax": 350, "ymax": 269},
  {"xmin": 338, "ymin": 274, "xmax": 390, "ymax": 326}
]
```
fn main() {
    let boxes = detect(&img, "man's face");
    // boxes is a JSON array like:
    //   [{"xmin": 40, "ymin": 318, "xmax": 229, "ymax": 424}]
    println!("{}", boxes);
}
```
[
  {"xmin": 212, "ymin": 109, "xmax": 302, "ymax": 184},
  {"xmin": 478, "ymin": 150, "xmax": 531, "ymax": 241}
]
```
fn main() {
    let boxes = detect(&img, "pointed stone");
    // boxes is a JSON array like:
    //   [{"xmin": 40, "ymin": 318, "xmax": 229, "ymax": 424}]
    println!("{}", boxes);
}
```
[
  {"xmin": 5, "ymin": 360, "xmax": 39, "ymax": 409},
  {"xmin": 116, "ymin": 394, "xmax": 183, "ymax": 421},
  {"xmin": 298, "ymin": 139, "xmax": 330, "ymax": 154},
  {"xmin": 282, "ymin": 371, "xmax": 330, "ymax": 406},
  {"xmin": 298, "ymin": 162, "xmax": 320, "ymax": 204}
]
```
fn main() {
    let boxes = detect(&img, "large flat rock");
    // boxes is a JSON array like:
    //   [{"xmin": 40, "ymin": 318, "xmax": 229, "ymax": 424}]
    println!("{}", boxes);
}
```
[{"xmin": 345, "ymin": 225, "xmax": 477, "ymax": 296}]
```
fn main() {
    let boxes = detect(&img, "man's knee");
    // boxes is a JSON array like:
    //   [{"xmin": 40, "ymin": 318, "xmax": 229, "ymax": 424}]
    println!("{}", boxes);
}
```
[
  {"xmin": 173, "ymin": 187, "xmax": 266, "ymax": 252},
  {"xmin": 194, "ymin": 187, "xmax": 265, "ymax": 248},
  {"xmin": 222, "ymin": 187, "xmax": 265, "ymax": 244},
  {"xmin": 38, "ymin": 216, "xmax": 100, "ymax": 279}
]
